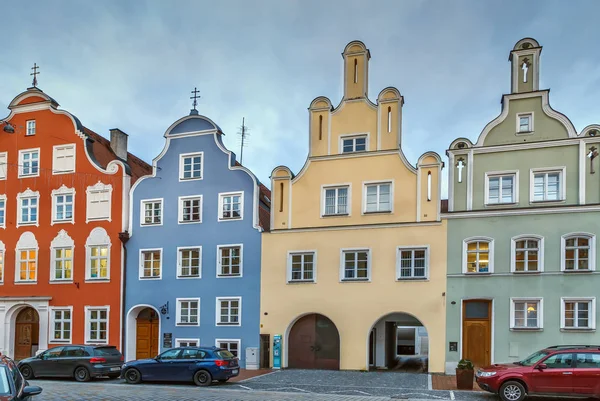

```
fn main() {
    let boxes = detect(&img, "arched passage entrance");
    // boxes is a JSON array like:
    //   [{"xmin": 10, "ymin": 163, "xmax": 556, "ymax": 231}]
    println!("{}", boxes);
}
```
[
  {"xmin": 288, "ymin": 314, "xmax": 339, "ymax": 370},
  {"xmin": 14, "ymin": 307, "xmax": 40, "ymax": 361},
  {"xmin": 135, "ymin": 308, "xmax": 159, "ymax": 360}
]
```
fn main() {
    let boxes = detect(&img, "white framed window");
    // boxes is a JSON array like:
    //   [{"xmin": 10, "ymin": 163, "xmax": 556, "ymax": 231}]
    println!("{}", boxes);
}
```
[
  {"xmin": 17, "ymin": 188, "xmax": 40, "ymax": 227},
  {"xmin": 85, "ymin": 228, "xmax": 111, "ymax": 281},
  {"xmin": 340, "ymin": 249, "xmax": 370, "ymax": 281},
  {"xmin": 85, "ymin": 306, "xmax": 109, "ymax": 344},
  {"xmin": 340, "ymin": 134, "xmax": 367, "ymax": 153},
  {"xmin": 177, "ymin": 247, "xmax": 201, "ymax": 278},
  {"xmin": 363, "ymin": 181, "xmax": 392, "ymax": 213},
  {"xmin": 397, "ymin": 247, "xmax": 428, "ymax": 280},
  {"xmin": 530, "ymin": 167, "xmax": 565, "ymax": 202},
  {"xmin": 217, "ymin": 244, "xmax": 242, "ymax": 278},
  {"xmin": 15, "ymin": 232, "xmax": 38, "ymax": 283},
  {"xmin": 287, "ymin": 251, "xmax": 316, "ymax": 283},
  {"xmin": 0, "ymin": 152, "xmax": 7, "ymax": 180},
  {"xmin": 26, "ymin": 120, "xmax": 36, "ymax": 136},
  {"xmin": 52, "ymin": 144, "xmax": 76, "ymax": 174},
  {"xmin": 561, "ymin": 298, "xmax": 596, "ymax": 330},
  {"xmin": 0, "ymin": 194, "xmax": 6, "ymax": 229},
  {"xmin": 485, "ymin": 171, "xmax": 518, "ymax": 205},
  {"xmin": 18, "ymin": 149, "xmax": 40, "ymax": 178},
  {"xmin": 141, "ymin": 199, "xmax": 162, "ymax": 226},
  {"xmin": 510, "ymin": 298, "xmax": 543, "ymax": 330},
  {"xmin": 179, "ymin": 152, "xmax": 203, "ymax": 181},
  {"xmin": 322, "ymin": 185, "xmax": 350, "ymax": 216},
  {"xmin": 561, "ymin": 233, "xmax": 596, "ymax": 272},
  {"xmin": 0, "ymin": 240, "xmax": 5, "ymax": 284},
  {"xmin": 218, "ymin": 192, "xmax": 243, "ymax": 221},
  {"xmin": 49, "ymin": 307, "xmax": 73, "ymax": 343},
  {"xmin": 511, "ymin": 235, "xmax": 544, "ymax": 273},
  {"xmin": 50, "ymin": 230, "xmax": 74, "ymax": 282},
  {"xmin": 52, "ymin": 185, "xmax": 75, "ymax": 224},
  {"xmin": 176, "ymin": 339, "xmax": 199, "ymax": 347},
  {"xmin": 86, "ymin": 182, "xmax": 112, "ymax": 222},
  {"xmin": 215, "ymin": 339, "xmax": 240, "ymax": 358},
  {"xmin": 516, "ymin": 112, "xmax": 533, "ymax": 133},
  {"xmin": 463, "ymin": 237, "xmax": 494, "ymax": 274},
  {"xmin": 176, "ymin": 298, "xmax": 200, "ymax": 326},
  {"xmin": 139, "ymin": 249, "xmax": 162, "ymax": 279},
  {"xmin": 216, "ymin": 297, "xmax": 241, "ymax": 326},
  {"xmin": 179, "ymin": 195, "xmax": 202, "ymax": 224}
]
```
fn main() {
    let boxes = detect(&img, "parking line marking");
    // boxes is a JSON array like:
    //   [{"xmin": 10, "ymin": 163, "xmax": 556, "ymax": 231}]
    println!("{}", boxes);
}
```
[
  {"xmin": 450, "ymin": 390, "xmax": 455, "ymax": 400},
  {"xmin": 237, "ymin": 385, "xmax": 253, "ymax": 390},
  {"xmin": 238, "ymin": 370, "xmax": 279, "ymax": 383}
]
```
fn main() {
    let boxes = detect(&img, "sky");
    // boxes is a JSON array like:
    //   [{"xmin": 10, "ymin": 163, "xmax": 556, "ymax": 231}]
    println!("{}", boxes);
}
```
[{"xmin": 1, "ymin": 0, "xmax": 599, "ymax": 196}]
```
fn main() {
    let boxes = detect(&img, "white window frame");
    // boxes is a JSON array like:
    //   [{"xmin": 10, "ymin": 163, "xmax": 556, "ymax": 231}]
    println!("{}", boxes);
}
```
[
  {"xmin": 175, "ymin": 338, "xmax": 200, "ymax": 347},
  {"xmin": 396, "ymin": 246, "xmax": 429, "ymax": 280},
  {"xmin": 530, "ymin": 167, "xmax": 566, "ymax": 203},
  {"xmin": 49, "ymin": 306, "xmax": 73, "ymax": 343},
  {"xmin": 287, "ymin": 251, "xmax": 317, "ymax": 283},
  {"xmin": 510, "ymin": 297, "xmax": 543, "ymax": 330},
  {"xmin": 462, "ymin": 236, "xmax": 495, "ymax": 274},
  {"xmin": 26, "ymin": 120, "xmax": 36, "ymax": 136},
  {"xmin": 178, "ymin": 195, "xmax": 202, "ymax": 224},
  {"xmin": 0, "ymin": 152, "xmax": 7, "ymax": 180},
  {"xmin": 216, "ymin": 297, "xmax": 242, "ymax": 326},
  {"xmin": 561, "ymin": 233, "xmax": 596, "ymax": 272},
  {"xmin": 484, "ymin": 171, "xmax": 518, "ymax": 205},
  {"xmin": 216, "ymin": 244, "xmax": 243, "ymax": 278},
  {"xmin": 18, "ymin": 148, "xmax": 40, "ymax": 178},
  {"xmin": 140, "ymin": 198, "xmax": 163, "ymax": 226},
  {"xmin": 15, "ymin": 232, "xmax": 38, "ymax": 284},
  {"xmin": 85, "ymin": 182, "xmax": 112, "ymax": 223},
  {"xmin": 17, "ymin": 188, "xmax": 40, "ymax": 228},
  {"xmin": 179, "ymin": 152, "xmax": 204, "ymax": 181},
  {"xmin": 139, "ymin": 248, "xmax": 162, "ymax": 280},
  {"xmin": 339, "ymin": 133, "xmax": 369, "ymax": 153},
  {"xmin": 0, "ymin": 194, "xmax": 6, "ymax": 229},
  {"xmin": 52, "ymin": 144, "xmax": 76, "ymax": 174},
  {"xmin": 321, "ymin": 184, "xmax": 352, "ymax": 217},
  {"xmin": 85, "ymin": 228, "xmax": 111, "ymax": 281},
  {"xmin": 215, "ymin": 339, "xmax": 241, "ymax": 357},
  {"xmin": 510, "ymin": 235, "xmax": 544, "ymax": 273},
  {"xmin": 362, "ymin": 180, "xmax": 393, "ymax": 214},
  {"xmin": 176, "ymin": 298, "xmax": 200, "ymax": 327},
  {"xmin": 218, "ymin": 191, "xmax": 244, "ymax": 221},
  {"xmin": 50, "ymin": 230, "xmax": 75, "ymax": 283},
  {"xmin": 0, "ymin": 240, "xmax": 5, "ymax": 284},
  {"xmin": 51, "ymin": 185, "xmax": 75, "ymax": 225},
  {"xmin": 177, "ymin": 246, "xmax": 202, "ymax": 279},
  {"xmin": 84, "ymin": 306, "xmax": 110, "ymax": 344},
  {"xmin": 516, "ymin": 112, "xmax": 534, "ymax": 133},
  {"xmin": 339, "ymin": 248, "xmax": 371, "ymax": 282},
  {"xmin": 561, "ymin": 297, "xmax": 596, "ymax": 330}
]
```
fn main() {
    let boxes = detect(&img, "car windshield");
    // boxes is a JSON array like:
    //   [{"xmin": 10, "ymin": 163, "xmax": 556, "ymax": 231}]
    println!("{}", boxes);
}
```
[
  {"xmin": 0, "ymin": 367, "xmax": 11, "ymax": 395},
  {"xmin": 519, "ymin": 350, "xmax": 550, "ymax": 366},
  {"xmin": 216, "ymin": 350, "xmax": 235, "ymax": 359}
]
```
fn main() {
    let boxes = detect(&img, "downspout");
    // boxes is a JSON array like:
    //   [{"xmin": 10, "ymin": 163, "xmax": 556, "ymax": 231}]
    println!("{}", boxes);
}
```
[{"xmin": 119, "ymin": 231, "xmax": 130, "ymax": 356}]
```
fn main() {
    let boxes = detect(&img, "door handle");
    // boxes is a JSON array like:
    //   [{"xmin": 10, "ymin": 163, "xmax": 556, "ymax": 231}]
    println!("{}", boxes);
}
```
[
  {"xmin": 563, "ymin": 372, "xmax": 573, "ymax": 375},
  {"xmin": 309, "ymin": 346, "xmax": 315, "ymax": 351}
]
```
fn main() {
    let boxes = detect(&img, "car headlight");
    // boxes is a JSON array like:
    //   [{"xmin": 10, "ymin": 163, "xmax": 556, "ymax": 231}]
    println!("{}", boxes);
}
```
[{"xmin": 478, "ymin": 371, "xmax": 497, "ymax": 377}]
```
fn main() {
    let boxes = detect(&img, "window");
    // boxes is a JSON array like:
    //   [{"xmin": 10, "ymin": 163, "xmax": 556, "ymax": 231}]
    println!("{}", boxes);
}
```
[
  {"xmin": 323, "ymin": 186, "xmax": 349, "ymax": 216},
  {"xmin": 510, "ymin": 298, "xmax": 543, "ymax": 329},
  {"xmin": 86, "ymin": 182, "xmax": 112, "ymax": 222},
  {"xmin": 52, "ymin": 248, "xmax": 73, "ymax": 281},
  {"xmin": 176, "ymin": 299, "xmax": 200, "ymax": 326},
  {"xmin": 216, "ymin": 339, "xmax": 240, "ymax": 358},
  {"xmin": 562, "ymin": 234, "xmax": 595, "ymax": 272},
  {"xmin": 511, "ymin": 236, "xmax": 544, "ymax": 273},
  {"xmin": 531, "ymin": 168, "xmax": 564, "ymax": 202},
  {"xmin": 15, "ymin": 232, "xmax": 37, "ymax": 283},
  {"xmin": 176, "ymin": 339, "xmax": 199, "ymax": 347},
  {"xmin": 485, "ymin": 172, "xmax": 517, "ymax": 204},
  {"xmin": 218, "ymin": 192, "xmax": 243, "ymax": 220},
  {"xmin": 158, "ymin": 349, "xmax": 181, "ymax": 360},
  {"xmin": 17, "ymin": 189, "xmax": 39, "ymax": 227},
  {"xmin": 216, "ymin": 297, "xmax": 241, "ymax": 326},
  {"xmin": 140, "ymin": 249, "xmax": 162, "ymax": 279},
  {"xmin": 50, "ymin": 308, "xmax": 72, "ymax": 342},
  {"xmin": 288, "ymin": 252, "xmax": 315, "ymax": 283},
  {"xmin": 0, "ymin": 152, "xmax": 7, "ymax": 180},
  {"xmin": 18, "ymin": 149, "xmax": 40, "ymax": 177},
  {"xmin": 397, "ymin": 247, "xmax": 428, "ymax": 279},
  {"xmin": 0, "ymin": 241, "xmax": 4, "ymax": 284},
  {"xmin": 141, "ymin": 199, "xmax": 162, "ymax": 226},
  {"xmin": 178, "ymin": 247, "xmax": 201, "ymax": 278},
  {"xmin": 561, "ymin": 298, "xmax": 596, "ymax": 330},
  {"xmin": 26, "ymin": 120, "xmax": 36, "ymax": 136},
  {"xmin": 179, "ymin": 152, "xmax": 203, "ymax": 180},
  {"xmin": 341, "ymin": 135, "xmax": 367, "ymax": 153},
  {"xmin": 519, "ymin": 115, "xmax": 531, "ymax": 132},
  {"xmin": 179, "ymin": 196, "xmax": 202, "ymax": 223},
  {"xmin": 0, "ymin": 195, "xmax": 6, "ymax": 228},
  {"xmin": 43, "ymin": 347, "xmax": 65, "ymax": 360},
  {"xmin": 341, "ymin": 249, "xmax": 370, "ymax": 281},
  {"xmin": 463, "ymin": 238, "xmax": 493, "ymax": 274},
  {"xmin": 364, "ymin": 182, "xmax": 391, "ymax": 213},
  {"xmin": 217, "ymin": 245, "xmax": 242, "ymax": 277},
  {"xmin": 52, "ymin": 144, "xmax": 75, "ymax": 174},
  {"xmin": 575, "ymin": 353, "xmax": 600, "ymax": 368},
  {"xmin": 543, "ymin": 353, "xmax": 573, "ymax": 369},
  {"xmin": 52, "ymin": 186, "xmax": 75, "ymax": 224},
  {"xmin": 86, "ymin": 228, "xmax": 111, "ymax": 281},
  {"xmin": 85, "ymin": 307, "xmax": 109, "ymax": 344}
]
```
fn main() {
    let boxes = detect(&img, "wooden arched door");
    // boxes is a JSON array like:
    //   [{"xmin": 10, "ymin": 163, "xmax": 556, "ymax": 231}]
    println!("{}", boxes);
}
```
[
  {"xmin": 14, "ymin": 307, "xmax": 39, "ymax": 361},
  {"xmin": 136, "ymin": 308, "xmax": 159, "ymax": 360},
  {"xmin": 289, "ymin": 314, "xmax": 340, "ymax": 370}
]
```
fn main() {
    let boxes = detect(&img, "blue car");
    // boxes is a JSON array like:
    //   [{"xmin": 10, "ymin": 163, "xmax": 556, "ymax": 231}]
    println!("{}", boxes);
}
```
[{"xmin": 121, "ymin": 347, "xmax": 239, "ymax": 386}]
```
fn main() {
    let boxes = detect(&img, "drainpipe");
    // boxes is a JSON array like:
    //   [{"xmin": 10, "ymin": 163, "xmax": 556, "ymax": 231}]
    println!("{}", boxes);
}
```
[{"xmin": 119, "ymin": 231, "xmax": 130, "ymax": 357}]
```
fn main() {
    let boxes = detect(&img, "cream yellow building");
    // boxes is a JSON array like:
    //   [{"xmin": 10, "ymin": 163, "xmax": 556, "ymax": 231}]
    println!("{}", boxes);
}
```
[{"xmin": 261, "ymin": 41, "xmax": 447, "ymax": 373}]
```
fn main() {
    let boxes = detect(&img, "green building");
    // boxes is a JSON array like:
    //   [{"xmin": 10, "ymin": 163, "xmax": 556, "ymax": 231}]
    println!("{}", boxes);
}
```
[{"xmin": 445, "ymin": 37, "xmax": 600, "ymax": 372}]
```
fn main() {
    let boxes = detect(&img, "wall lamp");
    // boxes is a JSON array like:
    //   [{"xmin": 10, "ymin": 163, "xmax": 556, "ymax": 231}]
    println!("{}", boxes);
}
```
[{"xmin": 1, "ymin": 121, "xmax": 15, "ymax": 134}]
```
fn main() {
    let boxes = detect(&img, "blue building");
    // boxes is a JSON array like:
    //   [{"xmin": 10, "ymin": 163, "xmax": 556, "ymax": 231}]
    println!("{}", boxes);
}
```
[{"xmin": 124, "ymin": 109, "xmax": 270, "ymax": 368}]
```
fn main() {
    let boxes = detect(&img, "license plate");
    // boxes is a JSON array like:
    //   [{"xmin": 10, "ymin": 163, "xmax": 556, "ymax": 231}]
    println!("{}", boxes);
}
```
[
  {"xmin": 110, "ymin": 367, "xmax": 120, "ymax": 372},
  {"xmin": 232, "ymin": 369, "xmax": 239, "ymax": 375}
]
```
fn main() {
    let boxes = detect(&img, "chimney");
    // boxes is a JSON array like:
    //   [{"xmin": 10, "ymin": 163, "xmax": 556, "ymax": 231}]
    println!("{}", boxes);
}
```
[{"xmin": 109, "ymin": 128, "xmax": 128, "ymax": 160}]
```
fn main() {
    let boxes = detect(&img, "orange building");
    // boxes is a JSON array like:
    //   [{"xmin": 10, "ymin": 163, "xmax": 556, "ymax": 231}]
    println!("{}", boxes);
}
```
[{"xmin": 0, "ymin": 85, "xmax": 150, "ymax": 360}]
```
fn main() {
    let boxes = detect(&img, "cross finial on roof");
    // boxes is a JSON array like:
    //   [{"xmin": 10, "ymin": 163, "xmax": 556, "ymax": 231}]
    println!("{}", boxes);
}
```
[
  {"xmin": 190, "ymin": 87, "xmax": 201, "ymax": 111},
  {"xmin": 31, "ymin": 63, "xmax": 40, "ymax": 87}
]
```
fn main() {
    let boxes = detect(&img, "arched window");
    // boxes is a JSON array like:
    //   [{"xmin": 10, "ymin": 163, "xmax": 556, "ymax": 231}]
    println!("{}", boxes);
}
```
[
  {"xmin": 387, "ymin": 106, "xmax": 392, "ymax": 133},
  {"xmin": 15, "ymin": 232, "xmax": 38, "ymax": 283},
  {"xmin": 279, "ymin": 182, "xmax": 284, "ymax": 213},
  {"xmin": 427, "ymin": 171, "xmax": 432, "ymax": 201},
  {"xmin": 511, "ymin": 235, "xmax": 544, "ymax": 273},
  {"xmin": 463, "ymin": 237, "xmax": 494, "ymax": 274},
  {"xmin": 50, "ymin": 230, "xmax": 74, "ymax": 281},
  {"xmin": 353, "ymin": 58, "xmax": 358, "ymax": 83},
  {"xmin": 86, "ymin": 227, "xmax": 111, "ymax": 280},
  {"xmin": 318, "ymin": 115, "xmax": 323, "ymax": 141},
  {"xmin": 561, "ymin": 233, "xmax": 596, "ymax": 272}
]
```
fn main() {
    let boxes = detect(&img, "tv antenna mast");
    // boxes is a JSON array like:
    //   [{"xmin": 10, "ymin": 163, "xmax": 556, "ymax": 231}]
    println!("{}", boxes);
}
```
[{"xmin": 238, "ymin": 117, "xmax": 250, "ymax": 164}]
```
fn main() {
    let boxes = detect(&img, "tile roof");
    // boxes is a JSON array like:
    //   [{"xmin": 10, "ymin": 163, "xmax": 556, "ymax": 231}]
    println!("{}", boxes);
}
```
[{"xmin": 258, "ymin": 183, "xmax": 272, "ymax": 232}]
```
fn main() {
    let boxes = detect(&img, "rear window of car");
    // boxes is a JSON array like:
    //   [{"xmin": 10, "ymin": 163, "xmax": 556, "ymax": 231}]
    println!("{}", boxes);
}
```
[
  {"xmin": 94, "ymin": 347, "xmax": 121, "ymax": 356},
  {"xmin": 0, "ymin": 367, "xmax": 11, "ymax": 395},
  {"xmin": 216, "ymin": 350, "xmax": 235, "ymax": 359}
]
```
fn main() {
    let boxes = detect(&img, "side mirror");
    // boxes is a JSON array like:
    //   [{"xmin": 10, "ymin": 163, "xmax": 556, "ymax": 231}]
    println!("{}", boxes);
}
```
[
  {"xmin": 536, "ymin": 363, "xmax": 547, "ymax": 370},
  {"xmin": 22, "ymin": 385, "xmax": 43, "ymax": 396}
]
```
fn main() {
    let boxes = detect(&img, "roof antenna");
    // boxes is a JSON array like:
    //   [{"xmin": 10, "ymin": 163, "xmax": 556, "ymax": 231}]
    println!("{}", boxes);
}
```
[{"xmin": 238, "ymin": 117, "xmax": 249, "ymax": 164}]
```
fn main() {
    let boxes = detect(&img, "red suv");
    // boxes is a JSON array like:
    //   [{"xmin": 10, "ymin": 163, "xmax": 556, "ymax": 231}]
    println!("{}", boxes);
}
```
[{"xmin": 476, "ymin": 345, "xmax": 600, "ymax": 401}]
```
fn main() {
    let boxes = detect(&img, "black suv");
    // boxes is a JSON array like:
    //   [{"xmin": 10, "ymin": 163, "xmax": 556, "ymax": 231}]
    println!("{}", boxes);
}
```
[{"xmin": 0, "ymin": 354, "xmax": 42, "ymax": 400}]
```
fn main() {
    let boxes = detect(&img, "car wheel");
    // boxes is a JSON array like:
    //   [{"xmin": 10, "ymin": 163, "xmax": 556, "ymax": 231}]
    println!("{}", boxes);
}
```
[
  {"xmin": 19, "ymin": 364, "xmax": 35, "ymax": 380},
  {"xmin": 218, "ymin": 379, "xmax": 229, "ymax": 383},
  {"xmin": 124, "ymin": 368, "xmax": 142, "ymax": 384},
  {"xmin": 499, "ymin": 381, "xmax": 526, "ymax": 401},
  {"xmin": 74, "ymin": 367, "xmax": 91, "ymax": 382},
  {"xmin": 193, "ymin": 370, "xmax": 212, "ymax": 386}
]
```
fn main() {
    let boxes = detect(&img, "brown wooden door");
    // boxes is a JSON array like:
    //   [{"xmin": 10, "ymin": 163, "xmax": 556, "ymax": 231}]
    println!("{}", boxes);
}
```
[
  {"xmin": 260, "ymin": 334, "xmax": 270, "ymax": 368},
  {"xmin": 462, "ymin": 300, "xmax": 491, "ymax": 367},
  {"xmin": 385, "ymin": 322, "xmax": 397, "ymax": 368},
  {"xmin": 136, "ymin": 308, "xmax": 159, "ymax": 360},
  {"xmin": 14, "ymin": 307, "xmax": 39, "ymax": 361},
  {"xmin": 289, "ymin": 314, "xmax": 339, "ymax": 370}
]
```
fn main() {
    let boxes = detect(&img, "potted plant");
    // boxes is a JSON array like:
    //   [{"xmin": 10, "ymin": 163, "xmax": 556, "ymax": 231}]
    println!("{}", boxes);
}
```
[{"xmin": 456, "ymin": 359, "xmax": 474, "ymax": 390}]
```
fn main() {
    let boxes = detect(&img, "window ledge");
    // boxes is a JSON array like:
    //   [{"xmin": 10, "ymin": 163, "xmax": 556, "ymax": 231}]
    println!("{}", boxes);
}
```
[
  {"xmin": 177, "ymin": 275, "xmax": 201, "ymax": 279},
  {"xmin": 396, "ymin": 277, "xmax": 428, "ymax": 282},
  {"xmin": 178, "ymin": 221, "xmax": 202, "ymax": 225},
  {"xmin": 49, "ymin": 280, "xmax": 74, "ymax": 284},
  {"xmin": 218, "ymin": 217, "xmax": 242, "ymax": 222},
  {"xmin": 484, "ymin": 202, "xmax": 517, "ymax": 207},
  {"xmin": 463, "ymin": 272, "xmax": 492, "ymax": 276},
  {"xmin": 176, "ymin": 323, "xmax": 200, "ymax": 327},
  {"xmin": 363, "ymin": 210, "xmax": 392, "ymax": 215},
  {"xmin": 341, "ymin": 278, "xmax": 370, "ymax": 283},
  {"xmin": 179, "ymin": 177, "xmax": 203, "ymax": 181},
  {"xmin": 85, "ymin": 279, "xmax": 110, "ymax": 283},
  {"xmin": 510, "ymin": 328, "xmax": 543, "ymax": 332},
  {"xmin": 287, "ymin": 280, "xmax": 316, "ymax": 284},
  {"xmin": 561, "ymin": 328, "xmax": 595, "ymax": 332},
  {"xmin": 216, "ymin": 323, "xmax": 241, "ymax": 326},
  {"xmin": 217, "ymin": 274, "xmax": 242, "ymax": 278},
  {"xmin": 322, "ymin": 213, "xmax": 350, "ymax": 217},
  {"xmin": 530, "ymin": 199, "xmax": 566, "ymax": 205},
  {"xmin": 563, "ymin": 269, "xmax": 595, "ymax": 274},
  {"xmin": 140, "ymin": 223, "xmax": 162, "ymax": 227},
  {"xmin": 516, "ymin": 130, "xmax": 534, "ymax": 135},
  {"xmin": 52, "ymin": 170, "xmax": 75, "ymax": 175},
  {"xmin": 139, "ymin": 277, "xmax": 162, "ymax": 280},
  {"xmin": 512, "ymin": 271, "xmax": 542, "ymax": 274},
  {"xmin": 49, "ymin": 340, "xmax": 71, "ymax": 344},
  {"xmin": 14, "ymin": 281, "xmax": 38, "ymax": 285}
]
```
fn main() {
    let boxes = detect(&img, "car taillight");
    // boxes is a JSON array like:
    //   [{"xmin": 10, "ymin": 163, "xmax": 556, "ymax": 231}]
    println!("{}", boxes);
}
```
[
  {"xmin": 89, "ymin": 357, "xmax": 106, "ymax": 364},
  {"xmin": 120, "ymin": 355, "xmax": 124, "ymax": 362},
  {"xmin": 215, "ymin": 360, "xmax": 227, "ymax": 367}
]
